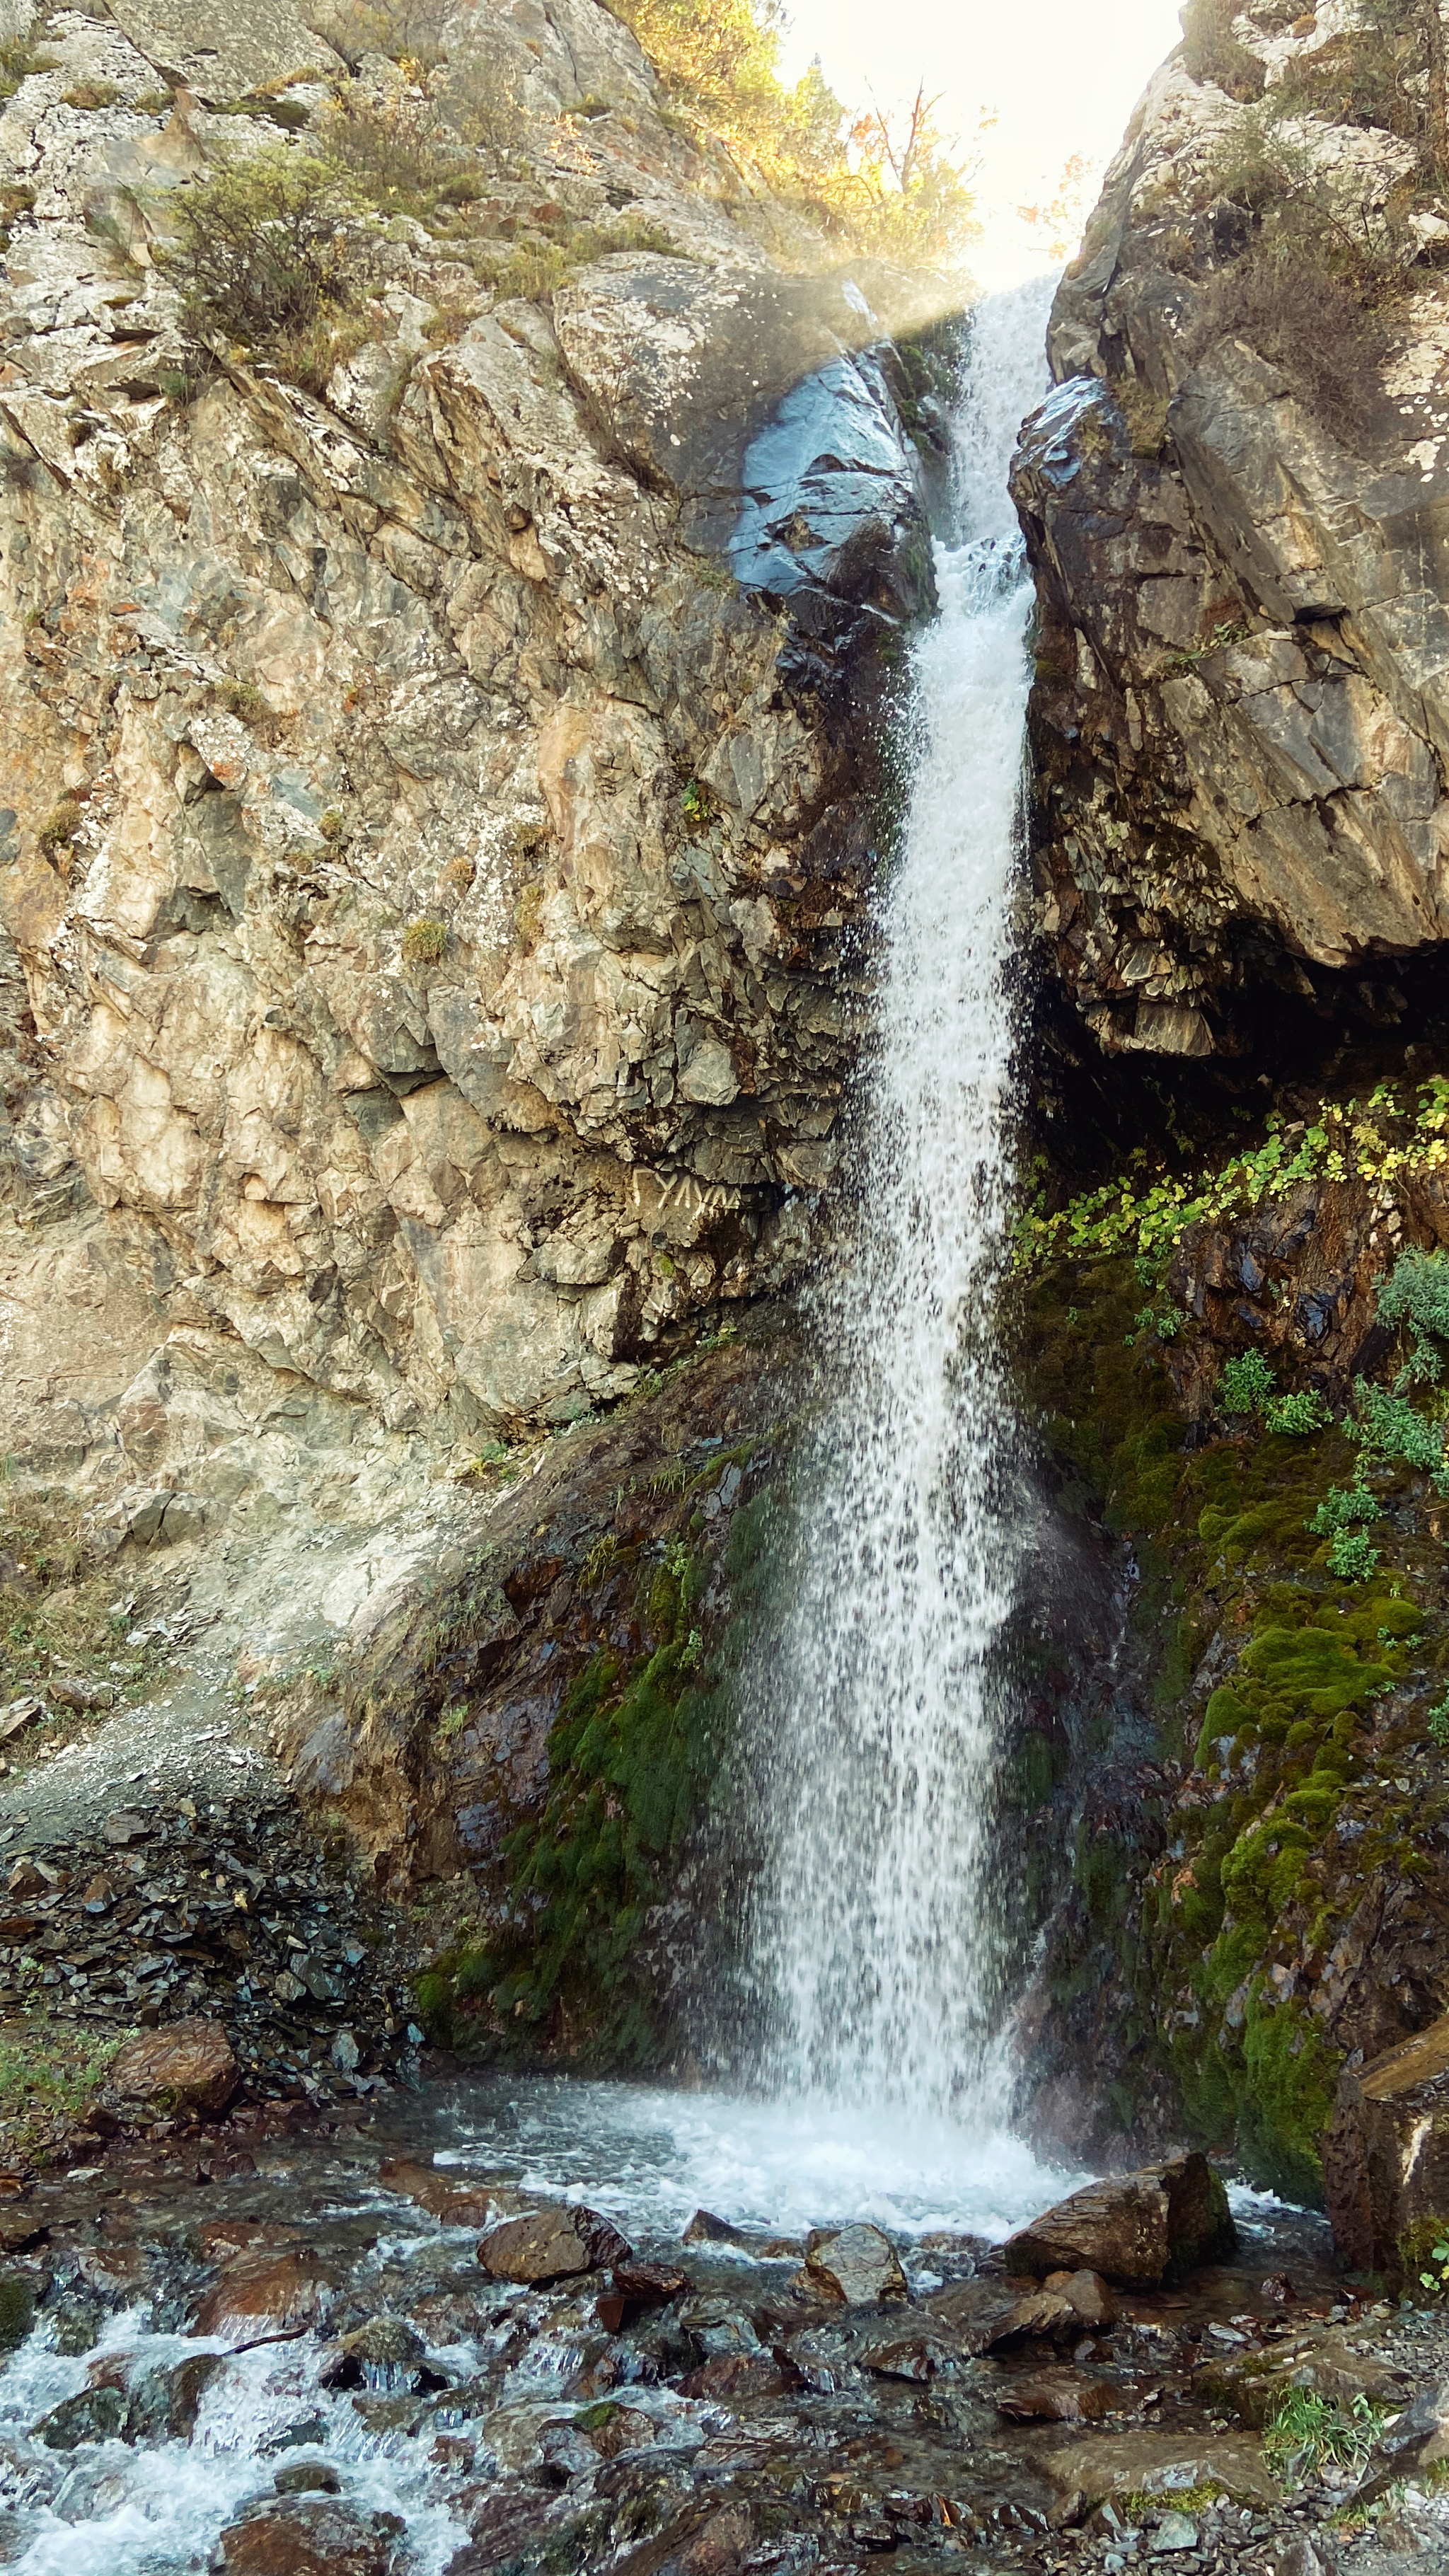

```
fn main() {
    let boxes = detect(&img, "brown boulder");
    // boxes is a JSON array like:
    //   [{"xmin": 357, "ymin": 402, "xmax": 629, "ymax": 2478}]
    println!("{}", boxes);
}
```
[
  {"xmin": 1037, "ymin": 2430, "xmax": 1277, "ymax": 2519},
  {"xmin": 108, "ymin": 2018, "xmax": 239, "ymax": 2117},
  {"xmin": 995, "ymin": 2369, "xmax": 1116, "ymax": 2422},
  {"xmin": 1044, "ymin": 2268, "xmax": 1116, "ymax": 2328},
  {"xmin": 478, "ymin": 2203, "xmax": 631, "ymax": 2286},
  {"xmin": 982, "ymin": 2290, "xmax": 1079, "ymax": 2350},
  {"xmin": 191, "ymin": 2249, "xmax": 327, "ymax": 2337},
  {"xmin": 1004, "ymin": 2154, "xmax": 1235, "ymax": 2287},
  {"xmin": 675, "ymin": 2350, "xmax": 790, "ymax": 2401},
  {"xmin": 215, "ymin": 2497, "xmax": 399, "ymax": 2575},
  {"xmin": 1324, "ymin": 2015, "xmax": 1449, "ymax": 2280}
]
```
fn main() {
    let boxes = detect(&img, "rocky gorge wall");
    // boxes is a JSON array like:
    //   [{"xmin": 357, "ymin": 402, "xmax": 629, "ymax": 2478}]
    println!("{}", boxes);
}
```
[
  {"xmin": 1005, "ymin": 0, "xmax": 1449, "ymax": 2234},
  {"xmin": 0, "ymin": 0, "xmax": 947, "ymax": 1554},
  {"xmin": 1011, "ymin": 0, "xmax": 1449, "ymax": 1063}
]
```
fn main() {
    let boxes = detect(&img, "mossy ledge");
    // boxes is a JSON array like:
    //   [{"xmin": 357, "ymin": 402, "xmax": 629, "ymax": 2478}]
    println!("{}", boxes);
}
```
[
  {"xmin": 1014, "ymin": 1061, "xmax": 1449, "ymax": 2205},
  {"xmin": 274, "ymin": 1323, "xmax": 799, "ymax": 2073}
]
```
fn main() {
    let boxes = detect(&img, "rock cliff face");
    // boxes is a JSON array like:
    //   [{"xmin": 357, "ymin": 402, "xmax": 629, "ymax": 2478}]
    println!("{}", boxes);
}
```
[
  {"xmin": 1012, "ymin": 9, "xmax": 1449, "ymax": 1058},
  {"xmin": 0, "ymin": 0, "xmax": 941, "ymax": 1542}
]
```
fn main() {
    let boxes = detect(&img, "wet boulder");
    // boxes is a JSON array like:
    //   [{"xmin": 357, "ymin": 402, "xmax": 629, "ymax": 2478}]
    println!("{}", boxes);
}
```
[
  {"xmin": 1324, "ymin": 2014, "xmax": 1449, "ymax": 2280},
  {"xmin": 675, "ymin": 2351, "xmax": 792, "ymax": 2401},
  {"xmin": 800, "ymin": 2224, "xmax": 908, "ymax": 2306},
  {"xmin": 1037, "ymin": 2430, "xmax": 1278, "ymax": 2524},
  {"xmin": 995, "ymin": 2369, "xmax": 1116, "ymax": 2422},
  {"xmin": 318, "ymin": 2317, "xmax": 435, "ymax": 2393},
  {"xmin": 214, "ymin": 2496, "xmax": 401, "ymax": 2575},
  {"xmin": 34, "ymin": 2383, "xmax": 129, "ymax": 2449},
  {"xmin": 478, "ymin": 2204, "xmax": 631, "ymax": 2287},
  {"xmin": 1196, "ymin": 2324, "xmax": 1409, "ymax": 2427},
  {"xmin": 107, "ymin": 2017, "xmax": 239, "ymax": 2117},
  {"xmin": 1004, "ymin": 2154, "xmax": 1235, "ymax": 2288},
  {"xmin": 190, "ymin": 2247, "xmax": 328, "ymax": 2337}
]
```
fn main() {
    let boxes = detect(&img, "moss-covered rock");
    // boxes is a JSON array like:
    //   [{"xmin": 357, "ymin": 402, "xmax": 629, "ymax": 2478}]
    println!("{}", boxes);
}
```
[{"xmin": 1015, "ymin": 1089, "xmax": 1449, "ymax": 2205}]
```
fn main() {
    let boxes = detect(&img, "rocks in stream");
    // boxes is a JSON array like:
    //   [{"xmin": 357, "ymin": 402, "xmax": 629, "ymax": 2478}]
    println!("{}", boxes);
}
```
[
  {"xmin": 799, "ymin": 2224, "xmax": 908, "ymax": 2306},
  {"xmin": 215, "ymin": 2497, "xmax": 402, "ymax": 2576},
  {"xmin": 478, "ymin": 2204, "xmax": 632, "ymax": 2286},
  {"xmin": 1005, "ymin": 2154, "xmax": 1235, "ymax": 2288}
]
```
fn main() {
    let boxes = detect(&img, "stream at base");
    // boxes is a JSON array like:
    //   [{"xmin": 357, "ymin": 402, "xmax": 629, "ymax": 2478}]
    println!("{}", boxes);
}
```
[{"xmin": 0, "ymin": 2081, "xmax": 1344, "ymax": 2576}]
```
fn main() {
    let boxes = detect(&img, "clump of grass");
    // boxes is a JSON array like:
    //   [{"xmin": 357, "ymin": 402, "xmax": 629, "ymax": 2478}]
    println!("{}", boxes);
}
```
[
  {"xmin": 401, "ymin": 916, "xmax": 448, "ymax": 964},
  {"xmin": 0, "ymin": 2011, "xmax": 129, "ymax": 2173},
  {"xmin": 1263, "ymin": 2387, "xmax": 1388, "ymax": 2486},
  {"xmin": 36, "ymin": 799, "xmax": 81, "ymax": 858},
  {"xmin": 217, "ymin": 678, "xmax": 269, "ymax": 725},
  {"xmin": 62, "ymin": 80, "xmax": 122, "ymax": 110}
]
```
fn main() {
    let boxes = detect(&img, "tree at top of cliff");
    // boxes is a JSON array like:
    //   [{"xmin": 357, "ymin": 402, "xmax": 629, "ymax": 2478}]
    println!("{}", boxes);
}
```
[{"xmin": 609, "ymin": 0, "xmax": 976, "ymax": 265}]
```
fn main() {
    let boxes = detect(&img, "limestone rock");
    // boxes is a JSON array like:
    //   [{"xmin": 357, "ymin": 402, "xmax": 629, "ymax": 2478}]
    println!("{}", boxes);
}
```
[
  {"xmin": 103, "ymin": 0, "xmax": 341, "ymax": 100},
  {"xmin": 478, "ymin": 2202, "xmax": 631, "ymax": 2285},
  {"xmin": 1324, "ymin": 2014, "xmax": 1449, "ymax": 2279},
  {"xmin": 108, "ymin": 2016, "xmax": 238, "ymax": 2114},
  {"xmin": 800, "ymin": 2222, "xmax": 908, "ymax": 2306},
  {"xmin": 1005, "ymin": 2153, "xmax": 1235, "ymax": 2287}
]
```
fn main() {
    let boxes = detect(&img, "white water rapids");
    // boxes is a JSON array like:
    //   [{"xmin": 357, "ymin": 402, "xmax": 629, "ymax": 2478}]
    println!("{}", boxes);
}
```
[{"xmin": 742, "ymin": 275, "xmax": 1058, "ymax": 2125}]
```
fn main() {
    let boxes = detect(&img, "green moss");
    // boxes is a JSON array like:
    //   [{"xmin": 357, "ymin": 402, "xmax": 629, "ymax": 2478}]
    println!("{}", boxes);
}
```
[
  {"xmin": 423, "ymin": 1489, "xmax": 783, "ymax": 2064},
  {"xmin": 1020, "ymin": 1230, "xmax": 1449, "ymax": 2206}
]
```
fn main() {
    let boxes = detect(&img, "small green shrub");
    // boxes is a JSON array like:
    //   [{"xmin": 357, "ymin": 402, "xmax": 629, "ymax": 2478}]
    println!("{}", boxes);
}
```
[
  {"xmin": 162, "ymin": 144, "xmax": 359, "ymax": 379},
  {"xmin": 37, "ymin": 798, "xmax": 81, "ymax": 855},
  {"xmin": 1428, "ymin": 1690, "xmax": 1449, "ymax": 1748},
  {"xmin": 1327, "ymin": 1527, "xmax": 1382, "ymax": 1583},
  {"xmin": 1378, "ymin": 1244, "xmax": 1449, "ymax": 1390},
  {"xmin": 1349, "ymin": 1379, "xmax": 1447, "ymax": 1480},
  {"xmin": 681, "ymin": 779, "xmax": 712, "ymax": 828},
  {"xmin": 1220, "ymin": 1348, "xmax": 1276, "ymax": 1415},
  {"xmin": 1308, "ymin": 1484, "xmax": 1380, "ymax": 1537},
  {"xmin": 1264, "ymin": 1389, "xmax": 1329, "ymax": 1436},
  {"xmin": 401, "ymin": 916, "xmax": 448, "ymax": 964}
]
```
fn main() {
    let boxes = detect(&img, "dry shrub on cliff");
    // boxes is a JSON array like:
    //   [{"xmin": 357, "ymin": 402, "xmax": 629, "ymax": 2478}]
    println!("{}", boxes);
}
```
[
  {"xmin": 1180, "ymin": 0, "xmax": 1266, "ymax": 102},
  {"xmin": 163, "ymin": 144, "xmax": 362, "ymax": 387},
  {"xmin": 1186, "ymin": 246, "xmax": 1392, "ymax": 449}
]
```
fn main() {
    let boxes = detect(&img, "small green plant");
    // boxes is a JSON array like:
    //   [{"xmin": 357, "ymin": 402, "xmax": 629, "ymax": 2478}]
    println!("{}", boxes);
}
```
[
  {"xmin": 437, "ymin": 1702, "xmax": 471, "ymax": 1743},
  {"xmin": 1328, "ymin": 1527, "xmax": 1382, "ymax": 1583},
  {"xmin": 1220, "ymin": 1348, "xmax": 1276, "ymax": 1415},
  {"xmin": 1378, "ymin": 1244, "xmax": 1449, "ymax": 1390},
  {"xmin": 217, "ymin": 678, "xmax": 268, "ymax": 724},
  {"xmin": 161, "ymin": 144, "xmax": 359, "ymax": 385},
  {"xmin": 1428, "ymin": 1690, "xmax": 1449, "ymax": 1748},
  {"xmin": 1349, "ymin": 1379, "xmax": 1448, "ymax": 1482},
  {"xmin": 681, "ymin": 779, "xmax": 712, "ymax": 828},
  {"xmin": 1264, "ymin": 1388, "xmax": 1329, "ymax": 1436},
  {"xmin": 62, "ymin": 80, "xmax": 122, "ymax": 110},
  {"xmin": 1309, "ymin": 1484, "xmax": 1380, "ymax": 1537},
  {"xmin": 401, "ymin": 916, "xmax": 448, "ymax": 964}
]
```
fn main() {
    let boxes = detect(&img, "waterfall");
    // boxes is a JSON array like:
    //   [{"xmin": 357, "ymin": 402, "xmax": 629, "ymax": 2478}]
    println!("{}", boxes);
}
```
[{"xmin": 743, "ymin": 277, "xmax": 1057, "ymax": 2118}]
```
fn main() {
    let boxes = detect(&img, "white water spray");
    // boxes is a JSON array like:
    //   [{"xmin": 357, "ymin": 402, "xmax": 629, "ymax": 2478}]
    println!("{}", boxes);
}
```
[{"xmin": 744, "ymin": 277, "xmax": 1057, "ymax": 2117}]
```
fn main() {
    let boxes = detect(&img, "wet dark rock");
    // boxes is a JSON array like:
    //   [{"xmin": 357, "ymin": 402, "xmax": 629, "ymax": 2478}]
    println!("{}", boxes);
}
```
[
  {"xmin": 191, "ymin": 2246, "xmax": 328, "ymax": 2337},
  {"xmin": 1324, "ymin": 2014, "xmax": 1449, "ymax": 2280},
  {"xmin": 800, "ymin": 2223, "xmax": 908, "ymax": 2306},
  {"xmin": 674, "ymin": 2351, "xmax": 790, "ymax": 2401},
  {"xmin": 319, "ymin": 2317, "xmax": 429, "ymax": 2391},
  {"xmin": 995, "ymin": 2367, "xmax": 1116, "ymax": 2422},
  {"xmin": 478, "ymin": 2204, "xmax": 630, "ymax": 2287},
  {"xmin": 275, "ymin": 2461, "xmax": 343, "ymax": 2495},
  {"xmin": 680, "ymin": 2210, "xmax": 748, "ymax": 2249},
  {"xmin": 1005, "ymin": 2154, "xmax": 1235, "ymax": 2287},
  {"xmin": 35, "ymin": 2383, "xmax": 129, "ymax": 2449},
  {"xmin": 1197, "ymin": 2324, "xmax": 1409, "ymax": 2427},
  {"xmin": 0, "ymin": 2276, "xmax": 32, "ymax": 2352},
  {"xmin": 215, "ymin": 2495, "xmax": 401, "ymax": 2575},
  {"xmin": 1044, "ymin": 2267, "xmax": 1117, "ymax": 2328}
]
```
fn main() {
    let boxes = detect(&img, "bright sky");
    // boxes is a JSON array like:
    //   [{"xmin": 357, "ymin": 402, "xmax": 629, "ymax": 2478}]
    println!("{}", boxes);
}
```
[{"xmin": 780, "ymin": 0, "xmax": 1185, "ymax": 284}]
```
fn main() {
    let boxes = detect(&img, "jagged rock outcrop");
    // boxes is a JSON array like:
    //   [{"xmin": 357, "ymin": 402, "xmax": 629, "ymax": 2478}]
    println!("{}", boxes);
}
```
[
  {"xmin": 1012, "ymin": 12, "xmax": 1449, "ymax": 1058},
  {"xmin": 0, "ymin": 0, "xmax": 945, "ymax": 1539}
]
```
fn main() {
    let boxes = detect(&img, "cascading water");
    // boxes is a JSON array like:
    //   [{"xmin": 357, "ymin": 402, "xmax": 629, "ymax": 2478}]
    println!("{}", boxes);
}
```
[{"xmin": 742, "ymin": 275, "xmax": 1058, "ymax": 2118}]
